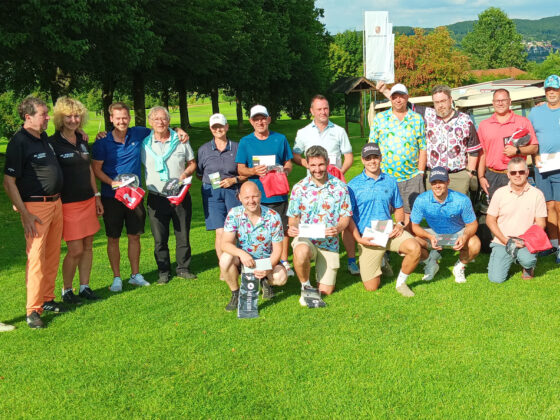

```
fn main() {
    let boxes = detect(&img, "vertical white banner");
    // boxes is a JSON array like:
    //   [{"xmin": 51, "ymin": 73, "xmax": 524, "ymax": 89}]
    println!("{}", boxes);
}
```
[{"xmin": 364, "ymin": 11, "xmax": 394, "ymax": 83}]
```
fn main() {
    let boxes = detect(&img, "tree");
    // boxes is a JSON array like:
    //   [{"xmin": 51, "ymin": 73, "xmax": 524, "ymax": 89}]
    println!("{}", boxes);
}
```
[
  {"xmin": 328, "ymin": 30, "xmax": 363, "ymax": 83},
  {"xmin": 394, "ymin": 27, "xmax": 471, "ymax": 96},
  {"xmin": 526, "ymin": 51, "xmax": 560, "ymax": 79},
  {"xmin": 462, "ymin": 7, "xmax": 527, "ymax": 70}
]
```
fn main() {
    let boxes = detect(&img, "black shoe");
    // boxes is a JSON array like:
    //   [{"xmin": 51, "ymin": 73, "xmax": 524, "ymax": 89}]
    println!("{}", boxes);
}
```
[
  {"xmin": 225, "ymin": 290, "xmax": 239, "ymax": 312},
  {"xmin": 260, "ymin": 278, "xmax": 275, "ymax": 299},
  {"xmin": 176, "ymin": 270, "xmax": 197, "ymax": 280},
  {"xmin": 79, "ymin": 286, "xmax": 100, "ymax": 300},
  {"xmin": 62, "ymin": 290, "xmax": 82, "ymax": 305},
  {"xmin": 42, "ymin": 300, "xmax": 69, "ymax": 314},
  {"xmin": 158, "ymin": 272, "xmax": 170, "ymax": 285},
  {"xmin": 26, "ymin": 311, "xmax": 45, "ymax": 329}
]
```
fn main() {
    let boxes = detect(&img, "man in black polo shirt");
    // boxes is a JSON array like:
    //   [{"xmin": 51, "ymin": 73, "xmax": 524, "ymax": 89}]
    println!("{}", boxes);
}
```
[{"xmin": 3, "ymin": 96, "xmax": 67, "ymax": 329}]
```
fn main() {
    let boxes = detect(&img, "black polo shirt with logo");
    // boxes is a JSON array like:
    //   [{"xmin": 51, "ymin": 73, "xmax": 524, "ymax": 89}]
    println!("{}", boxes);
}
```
[
  {"xmin": 50, "ymin": 131, "xmax": 94, "ymax": 203},
  {"xmin": 4, "ymin": 127, "xmax": 63, "ymax": 200}
]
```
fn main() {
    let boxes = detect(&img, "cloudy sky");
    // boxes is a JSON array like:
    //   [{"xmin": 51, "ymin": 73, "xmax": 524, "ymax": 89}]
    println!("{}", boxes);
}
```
[{"xmin": 315, "ymin": 0, "xmax": 560, "ymax": 33}]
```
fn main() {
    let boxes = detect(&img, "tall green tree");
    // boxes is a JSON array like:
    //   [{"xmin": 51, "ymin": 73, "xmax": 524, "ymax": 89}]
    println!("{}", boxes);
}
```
[
  {"xmin": 328, "ymin": 30, "xmax": 363, "ymax": 83},
  {"xmin": 462, "ymin": 7, "xmax": 527, "ymax": 70}
]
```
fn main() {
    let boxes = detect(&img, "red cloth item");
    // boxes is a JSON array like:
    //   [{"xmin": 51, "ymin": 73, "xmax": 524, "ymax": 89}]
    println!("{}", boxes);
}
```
[
  {"xmin": 260, "ymin": 170, "xmax": 289, "ymax": 198},
  {"xmin": 114, "ymin": 186, "xmax": 145, "ymax": 210},
  {"xmin": 501, "ymin": 128, "xmax": 531, "ymax": 164},
  {"xmin": 167, "ymin": 183, "xmax": 191, "ymax": 206},
  {"xmin": 518, "ymin": 224, "xmax": 552, "ymax": 254},
  {"xmin": 327, "ymin": 165, "xmax": 346, "ymax": 183}
]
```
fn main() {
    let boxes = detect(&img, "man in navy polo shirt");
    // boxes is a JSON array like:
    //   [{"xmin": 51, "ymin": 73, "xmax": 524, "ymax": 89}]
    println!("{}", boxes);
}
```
[
  {"xmin": 411, "ymin": 166, "xmax": 480, "ymax": 283},
  {"xmin": 236, "ymin": 105, "xmax": 294, "ymax": 275},
  {"xmin": 347, "ymin": 143, "xmax": 424, "ymax": 297}
]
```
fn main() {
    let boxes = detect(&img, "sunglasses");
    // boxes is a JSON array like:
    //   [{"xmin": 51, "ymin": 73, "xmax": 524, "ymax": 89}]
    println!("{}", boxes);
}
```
[{"xmin": 509, "ymin": 170, "xmax": 526, "ymax": 176}]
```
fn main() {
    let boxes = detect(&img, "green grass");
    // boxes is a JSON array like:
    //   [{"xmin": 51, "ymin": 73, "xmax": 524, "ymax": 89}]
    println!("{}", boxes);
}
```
[{"xmin": 1, "ymin": 103, "xmax": 560, "ymax": 418}]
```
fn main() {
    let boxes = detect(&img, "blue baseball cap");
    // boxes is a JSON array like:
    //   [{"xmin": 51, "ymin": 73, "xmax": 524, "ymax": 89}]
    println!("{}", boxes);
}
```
[
  {"xmin": 544, "ymin": 75, "xmax": 560, "ymax": 89},
  {"xmin": 429, "ymin": 166, "xmax": 449, "ymax": 183}
]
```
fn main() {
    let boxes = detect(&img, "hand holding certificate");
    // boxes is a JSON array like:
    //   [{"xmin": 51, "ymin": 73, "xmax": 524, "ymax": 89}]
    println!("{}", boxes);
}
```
[{"xmin": 298, "ymin": 223, "xmax": 326, "ymax": 239}]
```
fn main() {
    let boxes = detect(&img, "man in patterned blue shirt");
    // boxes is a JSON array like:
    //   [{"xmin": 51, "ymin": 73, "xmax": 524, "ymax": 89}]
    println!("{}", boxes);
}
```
[
  {"xmin": 220, "ymin": 181, "xmax": 287, "ymax": 311},
  {"xmin": 411, "ymin": 167, "xmax": 480, "ymax": 283},
  {"xmin": 287, "ymin": 146, "xmax": 352, "ymax": 302}
]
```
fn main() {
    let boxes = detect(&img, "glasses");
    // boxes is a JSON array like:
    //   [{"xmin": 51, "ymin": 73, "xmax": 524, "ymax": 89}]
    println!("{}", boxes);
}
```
[{"xmin": 509, "ymin": 170, "xmax": 526, "ymax": 176}]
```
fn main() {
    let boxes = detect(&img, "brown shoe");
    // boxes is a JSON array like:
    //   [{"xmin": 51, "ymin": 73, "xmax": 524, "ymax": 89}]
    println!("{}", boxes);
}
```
[
  {"xmin": 521, "ymin": 267, "xmax": 534, "ymax": 280},
  {"xmin": 396, "ymin": 283, "xmax": 415, "ymax": 297}
]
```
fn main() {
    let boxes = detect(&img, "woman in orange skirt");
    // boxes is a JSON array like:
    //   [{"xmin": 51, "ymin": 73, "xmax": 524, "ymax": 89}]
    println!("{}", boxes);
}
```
[{"xmin": 50, "ymin": 97, "xmax": 104, "ymax": 303}]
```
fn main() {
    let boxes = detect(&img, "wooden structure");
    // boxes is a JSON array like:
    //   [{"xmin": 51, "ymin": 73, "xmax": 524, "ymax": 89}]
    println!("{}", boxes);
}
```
[{"xmin": 331, "ymin": 76, "xmax": 377, "ymax": 137}]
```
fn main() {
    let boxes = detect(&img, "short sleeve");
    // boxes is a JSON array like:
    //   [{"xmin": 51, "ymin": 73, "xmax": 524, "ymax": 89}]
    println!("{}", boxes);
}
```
[
  {"xmin": 535, "ymin": 190, "xmax": 547, "ymax": 218},
  {"xmin": 91, "ymin": 138, "xmax": 106, "ymax": 161},
  {"xmin": 368, "ymin": 117, "xmax": 380, "ymax": 143},
  {"xmin": 486, "ymin": 190, "xmax": 502, "ymax": 217},
  {"xmin": 4, "ymin": 137, "xmax": 23, "ymax": 178},
  {"xmin": 409, "ymin": 196, "xmax": 424, "ymax": 224},
  {"xmin": 293, "ymin": 129, "xmax": 304, "ymax": 154},
  {"xmin": 286, "ymin": 184, "xmax": 302, "ymax": 217},
  {"xmin": 269, "ymin": 210, "xmax": 284, "ymax": 242},
  {"xmin": 390, "ymin": 179, "xmax": 404, "ymax": 209},
  {"xmin": 281, "ymin": 136, "xmax": 293, "ymax": 163},
  {"xmin": 460, "ymin": 196, "xmax": 477, "ymax": 224},
  {"xmin": 339, "ymin": 186, "xmax": 353, "ymax": 217},
  {"xmin": 184, "ymin": 143, "xmax": 195, "ymax": 162},
  {"xmin": 223, "ymin": 208, "xmax": 238, "ymax": 233},
  {"xmin": 417, "ymin": 117, "xmax": 426, "ymax": 150},
  {"xmin": 235, "ymin": 139, "xmax": 248, "ymax": 165}
]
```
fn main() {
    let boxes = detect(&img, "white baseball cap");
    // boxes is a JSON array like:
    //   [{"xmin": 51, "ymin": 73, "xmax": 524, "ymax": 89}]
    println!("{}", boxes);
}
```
[
  {"xmin": 209, "ymin": 113, "xmax": 227, "ymax": 127},
  {"xmin": 250, "ymin": 105, "xmax": 269, "ymax": 118},
  {"xmin": 390, "ymin": 83, "xmax": 408, "ymax": 96}
]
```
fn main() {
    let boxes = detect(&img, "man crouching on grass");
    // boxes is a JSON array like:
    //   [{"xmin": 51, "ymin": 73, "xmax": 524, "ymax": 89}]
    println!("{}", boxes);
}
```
[{"xmin": 220, "ymin": 182, "xmax": 287, "ymax": 311}]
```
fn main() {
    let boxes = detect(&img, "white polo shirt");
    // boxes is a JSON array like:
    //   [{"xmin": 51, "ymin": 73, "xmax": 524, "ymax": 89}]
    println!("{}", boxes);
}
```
[{"xmin": 293, "ymin": 120, "xmax": 352, "ymax": 168}]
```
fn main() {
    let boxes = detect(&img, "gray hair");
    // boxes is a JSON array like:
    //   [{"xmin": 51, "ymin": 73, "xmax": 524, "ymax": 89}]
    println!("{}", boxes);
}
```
[
  {"xmin": 306, "ymin": 145, "xmax": 329, "ymax": 163},
  {"xmin": 507, "ymin": 157, "xmax": 528, "ymax": 170},
  {"xmin": 18, "ymin": 96, "xmax": 47, "ymax": 121},
  {"xmin": 148, "ymin": 106, "xmax": 170, "ymax": 121},
  {"xmin": 431, "ymin": 85, "xmax": 452, "ymax": 99}
]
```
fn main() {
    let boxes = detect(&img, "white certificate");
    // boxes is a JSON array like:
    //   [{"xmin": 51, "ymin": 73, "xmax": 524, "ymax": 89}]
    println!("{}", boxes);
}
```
[
  {"xmin": 538, "ymin": 153, "xmax": 560, "ymax": 173},
  {"xmin": 363, "ymin": 219, "xmax": 393, "ymax": 247},
  {"xmin": 298, "ymin": 223, "xmax": 326, "ymax": 239},
  {"xmin": 242, "ymin": 258, "xmax": 273, "ymax": 274},
  {"xmin": 252, "ymin": 155, "xmax": 276, "ymax": 166}
]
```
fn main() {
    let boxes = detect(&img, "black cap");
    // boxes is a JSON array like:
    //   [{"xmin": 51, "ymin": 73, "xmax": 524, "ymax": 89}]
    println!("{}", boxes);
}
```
[
  {"xmin": 428, "ymin": 166, "xmax": 449, "ymax": 183},
  {"xmin": 362, "ymin": 143, "xmax": 381, "ymax": 158}
]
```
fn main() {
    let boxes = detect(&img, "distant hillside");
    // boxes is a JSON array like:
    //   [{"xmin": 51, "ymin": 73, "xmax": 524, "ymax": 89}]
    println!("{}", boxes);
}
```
[{"xmin": 393, "ymin": 15, "xmax": 560, "ymax": 62}]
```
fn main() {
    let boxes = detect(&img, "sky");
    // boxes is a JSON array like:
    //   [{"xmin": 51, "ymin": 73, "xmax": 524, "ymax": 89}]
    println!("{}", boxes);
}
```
[{"xmin": 315, "ymin": 0, "xmax": 560, "ymax": 34}]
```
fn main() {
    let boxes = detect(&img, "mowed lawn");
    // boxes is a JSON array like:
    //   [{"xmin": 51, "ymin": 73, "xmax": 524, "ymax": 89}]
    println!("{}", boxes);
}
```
[{"xmin": 1, "ymin": 103, "xmax": 560, "ymax": 419}]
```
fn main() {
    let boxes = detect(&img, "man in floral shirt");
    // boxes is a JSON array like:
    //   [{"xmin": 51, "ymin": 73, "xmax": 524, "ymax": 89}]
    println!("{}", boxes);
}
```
[
  {"xmin": 287, "ymin": 146, "xmax": 352, "ymax": 301},
  {"xmin": 220, "ymin": 181, "xmax": 287, "ymax": 311}
]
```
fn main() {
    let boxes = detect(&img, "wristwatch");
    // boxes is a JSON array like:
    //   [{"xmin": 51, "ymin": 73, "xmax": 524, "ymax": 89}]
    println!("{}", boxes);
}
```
[
  {"xmin": 397, "ymin": 221, "xmax": 405, "ymax": 227},
  {"xmin": 516, "ymin": 147, "xmax": 521, "ymax": 155},
  {"xmin": 469, "ymin": 170, "xmax": 477, "ymax": 176}
]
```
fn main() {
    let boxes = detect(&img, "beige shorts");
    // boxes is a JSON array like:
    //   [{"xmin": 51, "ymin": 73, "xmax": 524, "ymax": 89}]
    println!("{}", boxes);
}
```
[
  {"xmin": 291, "ymin": 237, "xmax": 340, "ymax": 286},
  {"xmin": 357, "ymin": 230, "xmax": 413, "ymax": 282}
]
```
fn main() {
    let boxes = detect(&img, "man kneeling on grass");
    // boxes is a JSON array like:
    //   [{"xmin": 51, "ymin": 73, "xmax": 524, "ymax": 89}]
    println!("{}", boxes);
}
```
[
  {"xmin": 287, "ymin": 145, "xmax": 352, "ymax": 306},
  {"xmin": 411, "ymin": 167, "xmax": 481, "ymax": 283},
  {"xmin": 347, "ymin": 143, "xmax": 424, "ymax": 297},
  {"xmin": 219, "ymin": 182, "xmax": 287, "ymax": 311}
]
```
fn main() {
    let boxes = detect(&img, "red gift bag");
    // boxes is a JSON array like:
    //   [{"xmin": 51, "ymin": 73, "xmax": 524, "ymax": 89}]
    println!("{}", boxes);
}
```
[
  {"xmin": 115, "ymin": 186, "xmax": 145, "ymax": 210},
  {"xmin": 260, "ymin": 170, "xmax": 289, "ymax": 198},
  {"xmin": 519, "ymin": 224, "xmax": 552, "ymax": 254},
  {"xmin": 327, "ymin": 164, "xmax": 346, "ymax": 183}
]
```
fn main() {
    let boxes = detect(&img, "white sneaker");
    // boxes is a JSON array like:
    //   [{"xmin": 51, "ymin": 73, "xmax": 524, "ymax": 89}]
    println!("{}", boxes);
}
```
[
  {"xmin": 129, "ymin": 273, "xmax": 150, "ymax": 287},
  {"xmin": 282, "ymin": 261, "xmax": 294, "ymax": 277},
  {"xmin": 453, "ymin": 262, "xmax": 467, "ymax": 283},
  {"xmin": 0, "ymin": 322, "xmax": 15, "ymax": 332},
  {"xmin": 422, "ymin": 250, "xmax": 440, "ymax": 281},
  {"xmin": 109, "ymin": 276, "xmax": 123, "ymax": 292}
]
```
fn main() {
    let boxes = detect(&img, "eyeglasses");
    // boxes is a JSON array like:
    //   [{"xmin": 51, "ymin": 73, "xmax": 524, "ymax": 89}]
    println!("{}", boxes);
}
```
[{"xmin": 509, "ymin": 170, "xmax": 526, "ymax": 176}]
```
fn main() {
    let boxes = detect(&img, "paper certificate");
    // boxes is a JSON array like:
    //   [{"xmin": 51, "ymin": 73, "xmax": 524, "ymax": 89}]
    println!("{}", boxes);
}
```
[
  {"xmin": 298, "ymin": 223, "xmax": 326, "ymax": 239},
  {"xmin": 208, "ymin": 172, "xmax": 221, "ymax": 189},
  {"xmin": 436, "ymin": 233, "xmax": 459, "ymax": 248},
  {"xmin": 252, "ymin": 155, "xmax": 276, "ymax": 166},
  {"xmin": 538, "ymin": 153, "xmax": 560, "ymax": 173},
  {"xmin": 363, "ymin": 219, "xmax": 393, "ymax": 247},
  {"xmin": 242, "ymin": 258, "xmax": 273, "ymax": 274}
]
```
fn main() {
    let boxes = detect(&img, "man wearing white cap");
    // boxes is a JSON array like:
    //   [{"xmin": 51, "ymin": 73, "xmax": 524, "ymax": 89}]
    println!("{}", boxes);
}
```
[
  {"xmin": 368, "ymin": 83, "xmax": 427, "ymax": 227},
  {"xmin": 236, "ymin": 105, "xmax": 294, "ymax": 275},
  {"xmin": 530, "ymin": 75, "xmax": 560, "ymax": 261},
  {"xmin": 197, "ymin": 113, "xmax": 243, "ymax": 263}
]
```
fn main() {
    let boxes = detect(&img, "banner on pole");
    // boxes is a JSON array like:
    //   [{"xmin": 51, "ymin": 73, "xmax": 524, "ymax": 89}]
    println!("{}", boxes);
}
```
[{"xmin": 364, "ymin": 11, "xmax": 394, "ymax": 83}]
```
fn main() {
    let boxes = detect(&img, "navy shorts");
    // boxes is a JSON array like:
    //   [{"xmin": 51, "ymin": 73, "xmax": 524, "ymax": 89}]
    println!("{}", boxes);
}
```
[
  {"xmin": 201, "ymin": 184, "xmax": 241, "ymax": 230},
  {"xmin": 535, "ymin": 168, "xmax": 560, "ymax": 202}
]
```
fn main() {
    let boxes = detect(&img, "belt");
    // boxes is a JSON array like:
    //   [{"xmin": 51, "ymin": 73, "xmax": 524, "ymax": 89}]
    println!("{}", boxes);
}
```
[
  {"xmin": 148, "ymin": 190, "xmax": 168, "ymax": 198},
  {"xmin": 26, "ymin": 194, "xmax": 61, "ymax": 202},
  {"xmin": 487, "ymin": 168, "xmax": 507, "ymax": 174},
  {"xmin": 427, "ymin": 168, "xmax": 465, "ymax": 174}
]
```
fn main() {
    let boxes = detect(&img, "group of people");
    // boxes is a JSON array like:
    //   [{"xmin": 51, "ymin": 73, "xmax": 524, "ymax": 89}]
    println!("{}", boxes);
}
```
[{"xmin": 1, "ymin": 73, "xmax": 559, "ymax": 330}]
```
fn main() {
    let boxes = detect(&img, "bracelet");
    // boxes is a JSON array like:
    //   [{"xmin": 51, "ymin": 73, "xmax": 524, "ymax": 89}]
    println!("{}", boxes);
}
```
[
  {"xmin": 94, "ymin": 192, "xmax": 101, "ymax": 197},
  {"xmin": 418, "ymin": 170, "xmax": 425, "ymax": 174}
]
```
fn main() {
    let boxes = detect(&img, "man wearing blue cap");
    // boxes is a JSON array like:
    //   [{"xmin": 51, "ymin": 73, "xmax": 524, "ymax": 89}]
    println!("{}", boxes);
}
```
[
  {"xmin": 411, "ymin": 166, "xmax": 480, "ymax": 283},
  {"xmin": 530, "ymin": 75, "xmax": 560, "ymax": 261}
]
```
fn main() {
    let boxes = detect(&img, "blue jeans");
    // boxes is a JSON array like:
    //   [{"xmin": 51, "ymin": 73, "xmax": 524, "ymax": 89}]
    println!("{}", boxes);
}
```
[{"xmin": 488, "ymin": 242, "xmax": 537, "ymax": 283}]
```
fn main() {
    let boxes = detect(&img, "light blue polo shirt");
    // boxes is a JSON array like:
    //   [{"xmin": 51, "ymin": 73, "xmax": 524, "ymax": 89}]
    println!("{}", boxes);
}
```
[
  {"xmin": 410, "ymin": 189, "xmax": 476, "ymax": 234},
  {"xmin": 528, "ymin": 104, "xmax": 560, "ymax": 154},
  {"xmin": 347, "ymin": 170, "xmax": 403, "ymax": 235}
]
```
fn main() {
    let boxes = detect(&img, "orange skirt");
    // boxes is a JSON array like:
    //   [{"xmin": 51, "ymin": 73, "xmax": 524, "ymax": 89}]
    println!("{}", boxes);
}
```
[{"xmin": 62, "ymin": 197, "xmax": 100, "ymax": 242}]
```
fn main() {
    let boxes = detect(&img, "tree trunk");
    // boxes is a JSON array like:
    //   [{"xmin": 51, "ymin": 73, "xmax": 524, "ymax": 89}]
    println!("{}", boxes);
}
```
[
  {"xmin": 176, "ymin": 79, "xmax": 191, "ymax": 129},
  {"xmin": 162, "ymin": 88, "xmax": 170, "ymax": 110},
  {"xmin": 236, "ymin": 91, "xmax": 244, "ymax": 130},
  {"xmin": 102, "ymin": 75, "xmax": 115, "ymax": 132},
  {"xmin": 50, "ymin": 67, "xmax": 72, "ymax": 105},
  {"xmin": 211, "ymin": 88, "xmax": 220, "ymax": 114},
  {"xmin": 132, "ymin": 72, "xmax": 146, "ymax": 127}
]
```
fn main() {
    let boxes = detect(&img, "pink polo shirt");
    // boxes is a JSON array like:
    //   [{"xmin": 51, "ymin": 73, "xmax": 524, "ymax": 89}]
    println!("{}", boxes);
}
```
[
  {"xmin": 487, "ymin": 182, "xmax": 547, "ymax": 245},
  {"xmin": 478, "ymin": 112, "xmax": 538, "ymax": 171}
]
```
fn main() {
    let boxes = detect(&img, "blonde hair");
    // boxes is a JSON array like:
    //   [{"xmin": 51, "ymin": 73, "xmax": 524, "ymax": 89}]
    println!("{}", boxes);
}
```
[
  {"xmin": 53, "ymin": 97, "xmax": 88, "ymax": 131},
  {"xmin": 109, "ymin": 101, "xmax": 130, "ymax": 115}
]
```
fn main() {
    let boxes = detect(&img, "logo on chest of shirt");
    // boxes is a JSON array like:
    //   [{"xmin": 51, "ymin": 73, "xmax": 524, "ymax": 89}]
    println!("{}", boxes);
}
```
[
  {"xmin": 33, "ymin": 152, "xmax": 47, "ymax": 160},
  {"xmin": 60, "ymin": 153, "xmax": 75, "ymax": 159}
]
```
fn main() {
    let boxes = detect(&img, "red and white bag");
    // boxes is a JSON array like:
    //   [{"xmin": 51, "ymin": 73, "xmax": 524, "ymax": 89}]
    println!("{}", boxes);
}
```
[{"xmin": 115, "ymin": 186, "xmax": 145, "ymax": 210}]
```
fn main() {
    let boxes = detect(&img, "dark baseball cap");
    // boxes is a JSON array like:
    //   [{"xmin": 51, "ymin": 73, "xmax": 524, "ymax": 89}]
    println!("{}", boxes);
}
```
[
  {"xmin": 362, "ymin": 143, "xmax": 381, "ymax": 158},
  {"xmin": 429, "ymin": 166, "xmax": 449, "ymax": 183}
]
